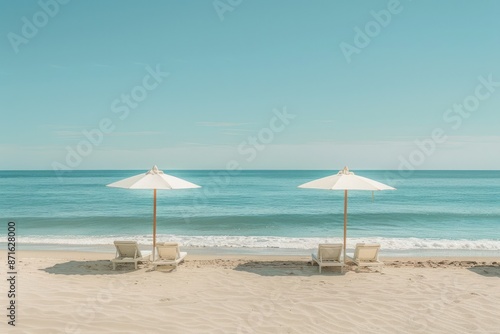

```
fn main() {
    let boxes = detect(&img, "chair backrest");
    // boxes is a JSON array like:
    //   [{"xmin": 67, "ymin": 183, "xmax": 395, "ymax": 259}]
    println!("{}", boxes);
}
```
[
  {"xmin": 318, "ymin": 243, "xmax": 342, "ymax": 261},
  {"xmin": 156, "ymin": 242, "xmax": 180, "ymax": 260},
  {"xmin": 354, "ymin": 243, "xmax": 380, "ymax": 261},
  {"xmin": 114, "ymin": 241, "xmax": 142, "ymax": 258}
]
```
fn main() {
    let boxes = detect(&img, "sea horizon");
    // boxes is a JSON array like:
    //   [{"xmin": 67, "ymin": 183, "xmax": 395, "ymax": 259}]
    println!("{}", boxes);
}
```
[{"xmin": 2, "ymin": 169, "xmax": 500, "ymax": 171}]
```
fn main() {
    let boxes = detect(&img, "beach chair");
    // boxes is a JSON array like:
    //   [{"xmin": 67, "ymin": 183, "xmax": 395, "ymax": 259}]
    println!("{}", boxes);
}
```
[
  {"xmin": 152, "ymin": 242, "xmax": 187, "ymax": 270},
  {"xmin": 311, "ymin": 243, "xmax": 344, "ymax": 273},
  {"xmin": 348, "ymin": 243, "xmax": 384, "ymax": 270},
  {"xmin": 111, "ymin": 241, "xmax": 152, "ymax": 270}
]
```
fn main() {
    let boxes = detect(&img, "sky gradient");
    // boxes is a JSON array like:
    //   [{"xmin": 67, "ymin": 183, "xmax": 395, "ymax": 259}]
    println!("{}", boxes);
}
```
[{"xmin": 1, "ymin": 0, "xmax": 500, "ymax": 170}]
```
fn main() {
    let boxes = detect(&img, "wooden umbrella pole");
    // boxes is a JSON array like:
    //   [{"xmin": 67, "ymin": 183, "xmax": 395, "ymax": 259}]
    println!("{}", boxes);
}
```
[
  {"xmin": 343, "ymin": 189, "xmax": 348, "ymax": 261},
  {"xmin": 153, "ymin": 189, "xmax": 157, "ymax": 260}
]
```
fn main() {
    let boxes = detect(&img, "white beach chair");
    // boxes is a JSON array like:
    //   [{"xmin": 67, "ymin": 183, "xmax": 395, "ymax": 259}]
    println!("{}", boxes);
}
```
[
  {"xmin": 111, "ymin": 241, "xmax": 152, "ymax": 270},
  {"xmin": 311, "ymin": 243, "xmax": 344, "ymax": 273},
  {"xmin": 152, "ymin": 242, "xmax": 187, "ymax": 270},
  {"xmin": 347, "ymin": 243, "xmax": 384, "ymax": 270}
]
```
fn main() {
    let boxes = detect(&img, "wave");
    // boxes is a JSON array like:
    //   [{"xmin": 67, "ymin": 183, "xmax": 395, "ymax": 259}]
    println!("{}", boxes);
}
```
[{"xmin": 15, "ymin": 235, "xmax": 500, "ymax": 251}]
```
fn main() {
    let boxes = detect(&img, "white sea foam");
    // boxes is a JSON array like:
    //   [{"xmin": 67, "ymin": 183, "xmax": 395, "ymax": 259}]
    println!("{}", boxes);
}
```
[{"xmin": 16, "ymin": 235, "xmax": 500, "ymax": 251}]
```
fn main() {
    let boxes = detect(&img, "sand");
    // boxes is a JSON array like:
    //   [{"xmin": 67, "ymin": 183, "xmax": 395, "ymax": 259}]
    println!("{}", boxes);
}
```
[{"xmin": 1, "ymin": 251, "xmax": 499, "ymax": 334}]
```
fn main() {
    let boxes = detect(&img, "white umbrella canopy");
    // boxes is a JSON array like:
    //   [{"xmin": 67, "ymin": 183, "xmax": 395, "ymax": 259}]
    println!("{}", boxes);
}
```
[
  {"xmin": 107, "ymin": 165, "xmax": 201, "ymax": 259},
  {"xmin": 298, "ymin": 166, "xmax": 395, "ymax": 259}
]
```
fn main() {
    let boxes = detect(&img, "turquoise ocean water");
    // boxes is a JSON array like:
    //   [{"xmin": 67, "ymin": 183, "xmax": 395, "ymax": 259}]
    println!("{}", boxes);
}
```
[{"xmin": 1, "ymin": 170, "xmax": 499, "ymax": 256}]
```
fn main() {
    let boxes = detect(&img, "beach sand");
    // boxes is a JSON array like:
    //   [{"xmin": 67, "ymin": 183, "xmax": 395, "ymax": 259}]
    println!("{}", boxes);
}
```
[{"xmin": 1, "ymin": 251, "xmax": 499, "ymax": 333}]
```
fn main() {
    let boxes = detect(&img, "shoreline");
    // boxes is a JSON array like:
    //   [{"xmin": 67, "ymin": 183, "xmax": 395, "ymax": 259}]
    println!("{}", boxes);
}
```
[{"xmin": 6, "ymin": 243, "xmax": 500, "ymax": 258}]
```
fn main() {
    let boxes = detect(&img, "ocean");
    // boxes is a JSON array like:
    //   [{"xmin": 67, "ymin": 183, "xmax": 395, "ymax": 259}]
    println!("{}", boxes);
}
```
[{"xmin": 1, "ymin": 170, "xmax": 499, "ymax": 256}]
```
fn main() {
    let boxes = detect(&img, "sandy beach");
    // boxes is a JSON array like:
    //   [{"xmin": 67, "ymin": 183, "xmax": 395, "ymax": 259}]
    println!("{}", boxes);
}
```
[{"xmin": 1, "ymin": 251, "xmax": 499, "ymax": 334}]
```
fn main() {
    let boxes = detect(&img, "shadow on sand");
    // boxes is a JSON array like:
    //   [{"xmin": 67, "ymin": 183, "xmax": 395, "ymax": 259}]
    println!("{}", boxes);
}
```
[
  {"xmin": 468, "ymin": 265, "xmax": 500, "ymax": 278},
  {"xmin": 42, "ymin": 260, "xmax": 149, "ymax": 275},
  {"xmin": 233, "ymin": 260, "xmax": 345, "ymax": 277}
]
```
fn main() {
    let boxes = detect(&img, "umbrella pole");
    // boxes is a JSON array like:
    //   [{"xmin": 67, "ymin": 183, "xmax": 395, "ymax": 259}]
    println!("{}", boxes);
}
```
[
  {"xmin": 344, "ymin": 189, "xmax": 348, "ymax": 261},
  {"xmin": 153, "ymin": 189, "xmax": 157, "ymax": 260}
]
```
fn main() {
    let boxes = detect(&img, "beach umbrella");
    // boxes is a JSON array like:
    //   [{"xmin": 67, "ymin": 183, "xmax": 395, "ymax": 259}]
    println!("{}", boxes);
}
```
[
  {"xmin": 107, "ymin": 165, "xmax": 200, "ymax": 259},
  {"xmin": 298, "ymin": 166, "xmax": 395, "ymax": 259}
]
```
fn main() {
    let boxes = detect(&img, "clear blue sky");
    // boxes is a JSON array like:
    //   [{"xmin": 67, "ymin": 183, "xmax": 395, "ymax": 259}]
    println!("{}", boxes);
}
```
[{"xmin": 1, "ymin": 0, "xmax": 499, "ymax": 170}]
